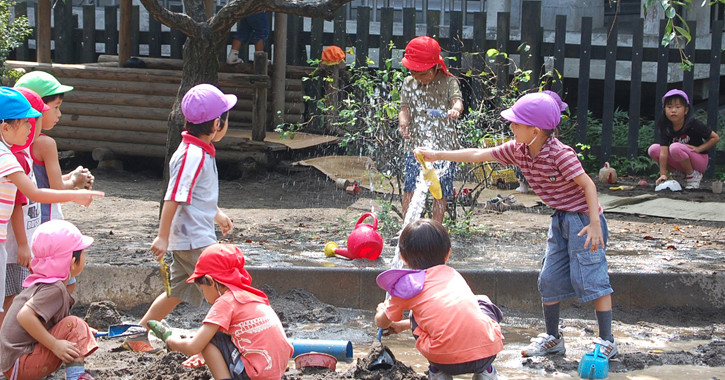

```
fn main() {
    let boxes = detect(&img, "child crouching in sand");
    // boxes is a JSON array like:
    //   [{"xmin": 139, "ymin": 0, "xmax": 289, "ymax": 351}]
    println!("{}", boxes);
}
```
[
  {"xmin": 149, "ymin": 243, "xmax": 293, "ymax": 380},
  {"xmin": 0, "ymin": 220, "xmax": 98, "ymax": 380}
]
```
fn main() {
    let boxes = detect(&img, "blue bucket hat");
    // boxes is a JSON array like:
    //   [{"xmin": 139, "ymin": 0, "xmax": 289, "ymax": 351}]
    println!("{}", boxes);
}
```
[{"xmin": 0, "ymin": 87, "xmax": 42, "ymax": 120}]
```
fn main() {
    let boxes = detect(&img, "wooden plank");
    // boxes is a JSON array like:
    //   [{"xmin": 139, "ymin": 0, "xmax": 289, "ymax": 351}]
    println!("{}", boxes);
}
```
[
  {"xmin": 62, "ymin": 103, "xmax": 171, "ymax": 120},
  {"xmin": 105, "ymin": 6, "xmax": 118, "ymax": 56},
  {"xmin": 59, "ymin": 115, "xmax": 168, "ymax": 133},
  {"xmin": 333, "ymin": 7, "xmax": 346, "ymax": 49},
  {"xmin": 654, "ymin": 20, "xmax": 668, "ymax": 143},
  {"xmin": 37, "ymin": 0, "xmax": 51, "ymax": 63},
  {"xmin": 576, "ymin": 17, "xmax": 592, "ymax": 145},
  {"xmin": 355, "ymin": 7, "xmax": 371, "ymax": 66},
  {"xmin": 13, "ymin": 1, "xmax": 29, "ymax": 60},
  {"xmin": 449, "ymin": 10, "xmax": 463, "ymax": 68},
  {"xmin": 310, "ymin": 17, "xmax": 324, "ymax": 63},
  {"xmin": 148, "ymin": 13, "xmax": 162, "ymax": 58},
  {"xmin": 82, "ymin": 6, "xmax": 96, "ymax": 63},
  {"xmin": 600, "ymin": 23, "xmax": 617, "ymax": 166},
  {"xmin": 627, "ymin": 19, "xmax": 644, "ymax": 162},
  {"xmin": 520, "ymin": 1, "xmax": 542, "ymax": 90},
  {"xmin": 682, "ymin": 21, "xmax": 695, "ymax": 99},
  {"xmin": 426, "ymin": 10, "xmax": 440, "ymax": 39},
  {"xmin": 48, "ymin": 126, "xmax": 167, "ymax": 145},
  {"xmin": 253, "ymin": 51, "xmax": 268, "ymax": 140},
  {"xmin": 64, "ymin": 91, "xmax": 176, "ymax": 109},
  {"xmin": 552, "ymin": 14, "xmax": 566, "ymax": 93},
  {"xmin": 471, "ymin": 11, "xmax": 487, "ymax": 106},
  {"xmin": 287, "ymin": 15, "xmax": 303, "ymax": 66},
  {"xmin": 119, "ymin": 0, "xmax": 132, "ymax": 66},
  {"xmin": 706, "ymin": 20, "xmax": 723, "ymax": 178},
  {"xmin": 53, "ymin": 137, "xmax": 166, "ymax": 157},
  {"xmin": 53, "ymin": 0, "xmax": 73, "ymax": 63},
  {"xmin": 169, "ymin": 5, "xmax": 184, "ymax": 59},
  {"xmin": 403, "ymin": 7, "xmax": 416, "ymax": 43},
  {"xmin": 131, "ymin": 5, "xmax": 141, "ymax": 57},
  {"xmin": 495, "ymin": 12, "xmax": 510, "ymax": 93},
  {"xmin": 379, "ymin": 8, "xmax": 394, "ymax": 64}
]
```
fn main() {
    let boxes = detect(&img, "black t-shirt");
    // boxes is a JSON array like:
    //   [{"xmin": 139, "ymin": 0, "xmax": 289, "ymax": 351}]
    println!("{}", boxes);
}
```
[{"xmin": 659, "ymin": 118, "xmax": 712, "ymax": 147}]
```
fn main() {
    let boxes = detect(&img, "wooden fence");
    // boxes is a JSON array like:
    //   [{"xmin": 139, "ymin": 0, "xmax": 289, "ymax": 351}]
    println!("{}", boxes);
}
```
[{"xmin": 8, "ymin": 1, "xmax": 725, "ymax": 172}]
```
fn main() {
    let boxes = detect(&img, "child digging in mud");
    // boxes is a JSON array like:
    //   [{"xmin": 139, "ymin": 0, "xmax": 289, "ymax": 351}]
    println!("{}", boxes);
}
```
[
  {"xmin": 417, "ymin": 92, "xmax": 618, "ymax": 361},
  {"xmin": 147, "ymin": 243, "xmax": 293, "ymax": 380},
  {"xmin": 375, "ymin": 219, "xmax": 504, "ymax": 380},
  {"xmin": 0, "ymin": 220, "xmax": 98, "ymax": 380}
]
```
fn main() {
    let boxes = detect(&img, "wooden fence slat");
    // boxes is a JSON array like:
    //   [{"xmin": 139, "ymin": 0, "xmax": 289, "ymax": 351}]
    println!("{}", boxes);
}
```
[
  {"xmin": 471, "ymin": 11, "xmax": 487, "ymax": 106},
  {"xmin": 355, "ymin": 7, "xmax": 371, "ymax": 66},
  {"xmin": 495, "ymin": 12, "xmax": 510, "ymax": 94},
  {"xmin": 333, "ymin": 7, "xmax": 346, "ymax": 48},
  {"xmin": 82, "ymin": 6, "xmax": 95, "ymax": 63},
  {"xmin": 600, "ymin": 23, "xmax": 618, "ymax": 165},
  {"xmin": 449, "ymin": 10, "xmax": 463, "ymax": 67},
  {"xmin": 149, "ymin": 13, "xmax": 161, "ymax": 58},
  {"xmin": 54, "ymin": 0, "xmax": 73, "ymax": 63},
  {"xmin": 36, "ymin": 0, "xmax": 51, "ymax": 63},
  {"xmin": 253, "ymin": 51, "xmax": 268, "ymax": 140},
  {"xmin": 654, "ymin": 19, "xmax": 669, "ymax": 143},
  {"xmin": 169, "ymin": 5, "xmax": 183, "ymax": 59},
  {"xmin": 683, "ymin": 21, "xmax": 696, "ymax": 99},
  {"xmin": 379, "ymin": 7, "xmax": 394, "ymax": 63},
  {"xmin": 287, "ymin": 15, "xmax": 303, "ymax": 65},
  {"xmin": 707, "ymin": 20, "xmax": 723, "ymax": 177},
  {"xmin": 310, "ymin": 17, "xmax": 324, "ymax": 62},
  {"xmin": 575, "ymin": 17, "xmax": 592, "ymax": 145},
  {"xmin": 426, "ymin": 9, "xmax": 440, "ymax": 38},
  {"xmin": 13, "ymin": 1, "xmax": 29, "ymax": 60},
  {"xmin": 105, "ymin": 6, "xmax": 118, "ymax": 56},
  {"xmin": 131, "ymin": 5, "xmax": 140, "ymax": 57},
  {"xmin": 552, "ymin": 14, "xmax": 566, "ymax": 94},
  {"xmin": 403, "ymin": 7, "xmax": 416, "ymax": 43},
  {"xmin": 520, "ymin": 1, "xmax": 542, "ymax": 90},
  {"xmin": 627, "ymin": 18, "xmax": 644, "ymax": 162}
]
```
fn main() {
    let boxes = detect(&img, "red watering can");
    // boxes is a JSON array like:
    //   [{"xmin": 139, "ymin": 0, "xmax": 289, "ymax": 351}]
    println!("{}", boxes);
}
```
[{"xmin": 324, "ymin": 213, "xmax": 383, "ymax": 260}]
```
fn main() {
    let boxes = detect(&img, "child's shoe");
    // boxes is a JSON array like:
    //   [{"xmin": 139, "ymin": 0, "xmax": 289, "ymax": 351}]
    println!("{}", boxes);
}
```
[
  {"xmin": 77, "ymin": 373, "xmax": 95, "ymax": 380},
  {"xmin": 685, "ymin": 170, "xmax": 702, "ymax": 189},
  {"xmin": 472, "ymin": 365, "xmax": 498, "ymax": 380},
  {"xmin": 521, "ymin": 332, "xmax": 566, "ymax": 357},
  {"xmin": 593, "ymin": 337, "xmax": 618, "ymax": 359},
  {"xmin": 427, "ymin": 366, "xmax": 453, "ymax": 380},
  {"xmin": 121, "ymin": 333, "xmax": 163, "ymax": 354},
  {"xmin": 226, "ymin": 49, "xmax": 242, "ymax": 64},
  {"xmin": 515, "ymin": 179, "xmax": 530, "ymax": 193}
]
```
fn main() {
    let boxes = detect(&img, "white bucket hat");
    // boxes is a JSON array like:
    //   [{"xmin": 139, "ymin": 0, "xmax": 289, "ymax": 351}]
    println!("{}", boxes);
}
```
[{"xmin": 655, "ymin": 179, "xmax": 682, "ymax": 192}]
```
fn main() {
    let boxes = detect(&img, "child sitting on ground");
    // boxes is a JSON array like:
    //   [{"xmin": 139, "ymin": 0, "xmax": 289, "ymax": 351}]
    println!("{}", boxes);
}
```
[
  {"xmin": 149, "ymin": 243, "xmax": 293, "ymax": 380},
  {"xmin": 417, "ymin": 91, "xmax": 618, "ymax": 361},
  {"xmin": 0, "ymin": 220, "xmax": 98, "ymax": 380},
  {"xmin": 375, "ymin": 219, "xmax": 504, "ymax": 380}
]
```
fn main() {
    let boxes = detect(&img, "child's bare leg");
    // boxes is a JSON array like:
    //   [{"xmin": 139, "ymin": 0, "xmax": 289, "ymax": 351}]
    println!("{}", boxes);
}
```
[
  {"xmin": 231, "ymin": 38, "xmax": 242, "ymax": 51},
  {"xmin": 432, "ymin": 198, "xmax": 446, "ymax": 224},
  {"xmin": 593, "ymin": 294, "xmax": 611, "ymax": 311},
  {"xmin": 66, "ymin": 282, "xmax": 77, "ymax": 294},
  {"xmin": 139, "ymin": 293, "xmax": 183, "ymax": 329},
  {"xmin": 402, "ymin": 191, "xmax": 413, "ymax": 219},
  {"xmin": 202, "ymin": 343, "xmax": 232, "ymax": 379},
  {"xmin": 254, "ymin": 39, "xmax": 264, "ymax": 52}
]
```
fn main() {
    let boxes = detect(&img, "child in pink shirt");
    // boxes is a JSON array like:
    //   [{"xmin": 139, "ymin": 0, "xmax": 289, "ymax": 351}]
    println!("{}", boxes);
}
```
[
  {"xmin": 149, "ymin": 244, "xmax": 293, "ymax": 380},
  {"xmin": 375, "ymin": 219, "xmax": 504, "ymax": 380}
]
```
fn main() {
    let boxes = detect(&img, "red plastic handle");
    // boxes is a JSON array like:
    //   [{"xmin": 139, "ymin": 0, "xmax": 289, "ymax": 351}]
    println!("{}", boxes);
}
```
[{"xmin": 356, "ymin": 212, "xmax": 378, "ymax": 230}]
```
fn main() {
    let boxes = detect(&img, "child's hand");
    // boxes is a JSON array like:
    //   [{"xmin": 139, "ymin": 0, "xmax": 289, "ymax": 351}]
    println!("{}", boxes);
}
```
[
  {"xmin": 70, "ymin": 166, "xmax": 93, "ymax": 189},
  {"xmin": 215, "ymin": 210, "xmax": 233, "ymax": 236},
  {"xmin": 73, "ymin": 190, "xmax": 104, "ymax": 207},
  {"xmin": 51, "ymin": 339, "xmax": 81, "ymax": 363},
  {"xmin": 447, "ymin": 108, "xmax": 461, "ymax": 120},
  {"xmin": 655, "ymin": 174, "xmax": 668, "ymax": 185},
  {"xmin": 382, "ymin": 320, "xmax": 410, "ymax": 336},
  {"xmin": 415, "ymin": 147, "xmax": 437, "ymax": 162},
  {"xmin": 17, "ymin": 244, "xmax": 31, "ymax": 268},
  {"xmin": 376, "ymin": 302, "xmax": 387, "ymax": 313},
  {"xmin": 150, "ymin": 236, "xmax": 168, "ymax": 261},
  {"xmin": 182, "ymin": 353, "xmax": 206, "ymax": 368},
  {"xmin": 578, "ymin": 222, "xmax": 605, "ymax": 252}
]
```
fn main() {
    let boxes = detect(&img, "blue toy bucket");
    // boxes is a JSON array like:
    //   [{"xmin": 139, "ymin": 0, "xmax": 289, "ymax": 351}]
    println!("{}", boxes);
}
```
[{"xmin": 577, "ymin": 344, "xmax": 609, "ymax": 379}]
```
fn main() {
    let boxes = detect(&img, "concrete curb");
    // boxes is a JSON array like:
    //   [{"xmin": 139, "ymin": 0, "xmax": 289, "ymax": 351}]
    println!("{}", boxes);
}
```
[{"xmin": 75, "ymin": 265, "xmax": 725, "ymax": 312}]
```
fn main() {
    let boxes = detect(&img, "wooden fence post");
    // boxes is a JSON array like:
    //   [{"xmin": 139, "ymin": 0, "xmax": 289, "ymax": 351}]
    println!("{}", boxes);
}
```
[
  {"xmin": 37, "ymin": 0, "xmax": 51, "ymax": 63},
  {"xmin": 273, "ymin": 12, "xmax": 288, "ymax": 129},
  {"xmin": 627, "ymin": 19, "xmax": 644, "ymax": 163},
  {"xmin": 600, "ymin": 23, "xmax": 617, "ymax": 166},
  {"xmin": 253, "ymin": 51, "xmax": 268, "ymax": 141},
  {"xmin": 575, "ymin": 17, "xmax": 592, "ymax": 146},
  {"xmin": 119, "ymin": 0, "xmax": 132, "ymax": 67},
  {"xmin": 333, "ymin": 7, "xmax": 346, "ymax": 49},
  {"xmin": 471, "ymin": 11, "xmax": 487, "ymax": 106}
]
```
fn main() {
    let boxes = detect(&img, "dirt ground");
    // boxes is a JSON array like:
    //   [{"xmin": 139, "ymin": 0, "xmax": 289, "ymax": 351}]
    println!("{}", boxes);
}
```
[{"xmin": 43, "ymin": 157, "xmax": 725, "ymax": 379}]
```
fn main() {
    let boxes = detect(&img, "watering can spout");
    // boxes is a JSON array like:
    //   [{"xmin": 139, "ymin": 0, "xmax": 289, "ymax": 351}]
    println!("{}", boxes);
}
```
[
  {"xmin": 323, "ymin": 213, "xmax": 383, "ymax": 260},
  {"xmin": 333, "ymin": 247, "xmax": 355, "ymax": 260}
]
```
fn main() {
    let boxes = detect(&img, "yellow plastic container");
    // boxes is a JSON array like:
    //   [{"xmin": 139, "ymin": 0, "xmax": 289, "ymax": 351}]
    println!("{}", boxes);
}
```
[{"xmin": 414, "ymin": 152, "xmax": 442, "ymax": 199}]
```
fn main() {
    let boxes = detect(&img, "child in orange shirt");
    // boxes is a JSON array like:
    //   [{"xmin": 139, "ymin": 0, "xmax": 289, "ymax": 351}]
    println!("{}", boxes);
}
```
[{"xmin": 375, "ymin": 219, "xmax": 504, "ymax": 380}]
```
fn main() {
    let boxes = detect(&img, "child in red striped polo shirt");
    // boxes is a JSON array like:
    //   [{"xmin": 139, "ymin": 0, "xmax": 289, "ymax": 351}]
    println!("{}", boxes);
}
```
[{"xmin": 416, "ymin": 92, "xmax": 617, "ymax": 362}]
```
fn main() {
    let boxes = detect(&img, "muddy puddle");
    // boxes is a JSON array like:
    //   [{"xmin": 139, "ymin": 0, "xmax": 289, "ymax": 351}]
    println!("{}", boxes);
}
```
[{"xmin": 49, "ymin": 288, "xmax": 725, "ymax": 379}]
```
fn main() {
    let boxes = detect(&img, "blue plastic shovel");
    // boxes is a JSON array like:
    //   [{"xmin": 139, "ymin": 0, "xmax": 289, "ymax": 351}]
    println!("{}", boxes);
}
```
[{"xmin": 93, "ymin": 324, "xmax": 144, "ymax": 338}]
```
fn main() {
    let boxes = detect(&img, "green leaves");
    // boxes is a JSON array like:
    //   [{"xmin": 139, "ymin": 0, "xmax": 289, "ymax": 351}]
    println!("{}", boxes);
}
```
[{"xmin": 0, "ymin": 0, "xmax": 32, "ymax": 79}]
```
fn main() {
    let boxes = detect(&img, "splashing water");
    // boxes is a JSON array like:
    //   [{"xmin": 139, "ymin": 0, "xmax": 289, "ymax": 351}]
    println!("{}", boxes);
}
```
[{"xmin": 388, "ymin": 171, "xmax": 436, "ymax": 271}]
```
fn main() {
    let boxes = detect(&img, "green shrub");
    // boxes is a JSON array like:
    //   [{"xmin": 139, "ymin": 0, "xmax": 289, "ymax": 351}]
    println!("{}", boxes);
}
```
[{"xmin": 0, "ymin": 0, "xmax": 31, "ymax": 81}]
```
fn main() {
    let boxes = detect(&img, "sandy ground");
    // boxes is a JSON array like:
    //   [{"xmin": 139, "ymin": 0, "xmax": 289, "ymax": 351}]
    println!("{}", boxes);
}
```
[{"xmin": 35, "ymin": 160, "xmax": 725, "ymax": 379}]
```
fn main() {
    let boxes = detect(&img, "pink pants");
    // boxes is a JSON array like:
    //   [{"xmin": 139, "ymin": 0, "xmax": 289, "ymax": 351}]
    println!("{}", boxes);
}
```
[
  {"xmin": 648, "ymin": 142, "xmax": 709, "ymax": 173},
  {"xmin": 2, "ymin": 316, "xmax": 98, "ymax": 380}
]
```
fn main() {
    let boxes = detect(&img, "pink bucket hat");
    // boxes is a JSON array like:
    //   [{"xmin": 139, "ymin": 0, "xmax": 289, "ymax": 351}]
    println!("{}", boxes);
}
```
[
  {"xmin": 376, "ymin": 269, "xmax": 426, "ymax": 299},
  {"xmin": 181, "ymin": 84, "xmax": 237, "ymax": 124},
  {"xmin": 13, "ymin": 87, "xmax": 49, "ymax": 153},
  {"xmin": 501, "ymin": 92, "xmax": 562, "ymax": 130},
  {"xmin": 662, "ymin": 89, "xmax": 689, "ymax": 105},
  {"xmin": 24, "ymin": 220, "xmax": 94, "ymax": 288}
]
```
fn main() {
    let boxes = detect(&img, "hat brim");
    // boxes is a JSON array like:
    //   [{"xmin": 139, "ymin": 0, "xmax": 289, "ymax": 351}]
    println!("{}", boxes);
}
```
[
  {"xmin": 500, "ymin": 108, "xmax": 525, "ymax": 125},
  {"xmin": 222, "ymin": 94, "xmax": 237, "ymax": 114},
  {"xmin": 376, "ymin": 269, "xmax": 425, "ymax": 299},
  {"xmin": 74, "ymin": 235, "xmax": 94, "ymax": 251},
  {"xmin": 401, "ymin": 57, "xmax": 436, "ymax": 72},
  {"xmin": 51, "ymin": 84, "xmax": 74, "ymax": 96}
]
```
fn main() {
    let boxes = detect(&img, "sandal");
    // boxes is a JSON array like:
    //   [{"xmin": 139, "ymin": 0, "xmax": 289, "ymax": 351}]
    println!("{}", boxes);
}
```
[{"xmin": 121, "ymin": 334, "xmax": 163, "ymax": 355}]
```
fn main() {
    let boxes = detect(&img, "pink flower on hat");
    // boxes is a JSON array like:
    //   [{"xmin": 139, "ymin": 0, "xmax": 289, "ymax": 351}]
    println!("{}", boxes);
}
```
[{"xmin": 23, "ymin": 220, "xmax": 93, "ymax": 288}]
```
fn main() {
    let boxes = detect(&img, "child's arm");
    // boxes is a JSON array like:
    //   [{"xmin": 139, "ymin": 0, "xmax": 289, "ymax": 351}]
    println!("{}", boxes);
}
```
[
  {"xmin": 165, "ymin": 322, "xmax": 219, "ymax": 356},
  {"xmin": 573, "ymin": 173, "xmax": 605, "ymax": 252},
  {"xmin": 375, "ymin": 302, "xmax": 393, "ymax": 329},
  {"xmin": 10, "ymin": 203, "xmax": 31, "ymax": 267},
  {"xmin": 215, "ymin": 208, "xmax": 233, "ymax": 236},
  {"xmin": 447, "ymin": 98, "xmax": 464, "ymax": 120},
  {"xmin": 689, "ymin": 130, "xmax": 720, "ymax": 153},
  {"xmin": 151, "ymin": 200, "xmax": 179, "ymax": 261},
  {"xmin": 398, "ymin": 106, "xmax": 411, "ymax": 139},
  {"xmin": 34, "ymin": 135, "xmax": 91, "ymax": 190},
  {"xmin": 16, "ymin": 305, "xmax": 81, "ymax": 363},
  {"xmin": 655, "ymin": 146, "xmax": 670, "ymax": 185},
  {"xmin": 8, "ymin": 172, "xmax": 103, "ymax": 207},
  {"xmin": 416, "ymin": 147, "xmax": 496, "ymax": 164}
]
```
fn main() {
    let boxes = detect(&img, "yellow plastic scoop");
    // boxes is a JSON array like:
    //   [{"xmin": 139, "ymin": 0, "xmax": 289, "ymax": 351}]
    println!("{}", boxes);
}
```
[
  {"xmin": 414, "ymin": 152, "xmax": 442, "ymax": 199},
  {"xmin": 160, "ymin": 258, "xmax": 172, "ymax": 297}
]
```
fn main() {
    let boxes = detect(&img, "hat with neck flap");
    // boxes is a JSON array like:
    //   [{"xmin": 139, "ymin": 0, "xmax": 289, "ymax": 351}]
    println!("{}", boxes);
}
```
[
  {"xmin": 24, "ymin": 220, "xmax": 93, "ymax": 288},
  {"xmin": 401, "ymin": 36, "xmax": 453, "ymax": 77}
]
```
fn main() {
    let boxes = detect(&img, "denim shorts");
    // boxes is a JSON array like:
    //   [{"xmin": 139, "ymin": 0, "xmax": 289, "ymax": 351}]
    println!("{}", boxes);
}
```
[
  {"xmin": 538, "ymin": 210, "xmax": 613, "ymax": 304},
  {"xmin": 403, "ymin": 152, "xmax": 455, "ymax": 198},
  {"xmin": 232, "ymin": 13, "xmax": 269, "ymax": 45}
]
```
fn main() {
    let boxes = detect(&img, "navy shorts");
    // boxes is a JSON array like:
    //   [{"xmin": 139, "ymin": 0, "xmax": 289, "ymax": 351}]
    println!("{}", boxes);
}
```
[
  {"xmin": 403, "ymin": 152, "xmax": 455, "ymax": 198},
  {"xmin": 232, "ymin": 13, "xmax": 269, "ymax": 45},
  {"xmin": 210, "ymin": 332, "xmax": 251, "ymax": 380},
  {"xmin": 538, "ymin": 210, "xmax": 613, "ymax": 303}
]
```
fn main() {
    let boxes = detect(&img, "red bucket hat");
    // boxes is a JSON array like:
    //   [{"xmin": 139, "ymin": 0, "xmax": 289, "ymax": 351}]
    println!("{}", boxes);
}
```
[
  {"xmin": 187, "ymin": 243, "xmax": 269, "ymax": 305},
  {"xmin": 13, "ymin": 87, "xmax": 48, "ymax": 153},
  {"xmin": 401, "ymin": 36, "xmax": 452, "ymax": 76}
]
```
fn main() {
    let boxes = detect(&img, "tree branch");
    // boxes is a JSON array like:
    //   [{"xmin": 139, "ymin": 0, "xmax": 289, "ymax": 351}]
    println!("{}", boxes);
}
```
[{"xmin": 138, "ymin": 0, "xmax": 201, "ymax": 37}]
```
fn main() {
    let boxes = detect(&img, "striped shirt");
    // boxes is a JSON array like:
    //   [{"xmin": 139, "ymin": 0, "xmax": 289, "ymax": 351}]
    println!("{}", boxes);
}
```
[
  {"xmin": 164, "ymin": 132, "xmax": 219, "ymax": 250},
  {"xmin": 0, "ymin": 144, "xmax": 24, "ymax": 241},
  {"xmin": 491, "ymin": 137, "xmax": 601, "ymax": 214}
]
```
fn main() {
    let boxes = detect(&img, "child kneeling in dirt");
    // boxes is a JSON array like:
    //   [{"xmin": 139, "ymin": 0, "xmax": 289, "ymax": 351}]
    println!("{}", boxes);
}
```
[
  {"xmin": 0, "ymin": 220, "xmax": 98, "ymax": 380},
  {"xmin": 149, "ymin": 243, "xmax": 293, "ymax": 380},
  {"xmin": 375, "ymin": 219, "xmax": 504, "ymax": 380}
]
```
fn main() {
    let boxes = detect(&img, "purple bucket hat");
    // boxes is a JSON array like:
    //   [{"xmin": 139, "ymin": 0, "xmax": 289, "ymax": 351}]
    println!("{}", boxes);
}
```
[
  {"xmin": 662, "ymin": 89, "xmax": 689, "ymax": 105},
  {"xmin": 376, "ymin": 269, "xmax": 426, "ymax": 299},
  {"xmin": 181, "ymin": 84, "xmax": 237, "ymax": 124},
  {"xmin": 501, "ymin": 92, "xmax": 562, "ymax": 130}
]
